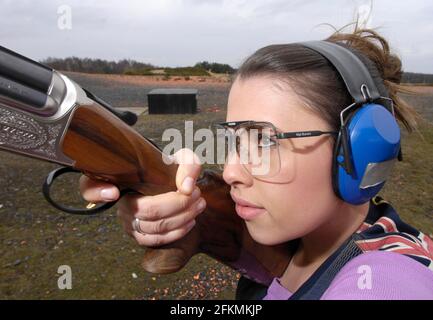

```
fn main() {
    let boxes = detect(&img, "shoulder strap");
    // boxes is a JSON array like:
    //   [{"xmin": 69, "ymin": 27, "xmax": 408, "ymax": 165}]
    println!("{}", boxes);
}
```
[
  {"xmin": 235, "ymin": 235, "xmax": 364, "ymax": 300},
  {"xmin": 289, "ymin": 234, "xmax": 363, "ymax": 300}
]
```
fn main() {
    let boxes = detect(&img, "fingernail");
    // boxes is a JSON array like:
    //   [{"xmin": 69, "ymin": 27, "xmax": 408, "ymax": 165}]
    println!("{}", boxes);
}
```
[
  {"xmin": 100, "ymin": 188, "xmax": 117, "ymax": 201},
  {"xmin": 187, "ymin": 219, "xmax": 196, "ymax": 230},
  {"xmin": 197, "ymin": 198, "xmax": 206, "ymax": 211},
  {"xmin": 182, "ymin": 176, "xmax": 194, "ymax": 193},
  {"xmin": 191, "ymin": 188, "xmax": 200, "ymax": 200}
]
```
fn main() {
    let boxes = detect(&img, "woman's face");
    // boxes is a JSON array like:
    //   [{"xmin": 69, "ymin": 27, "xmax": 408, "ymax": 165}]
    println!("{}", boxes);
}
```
[{"xmin": 223, "ymin": 76, "xmax": 341, "ymax": 245}]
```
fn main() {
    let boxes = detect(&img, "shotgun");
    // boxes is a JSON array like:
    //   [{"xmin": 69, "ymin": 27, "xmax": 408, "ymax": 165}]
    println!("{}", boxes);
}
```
[{"xmin": 0, "ymin": 45, "xmax": 291, "ymax": 285}]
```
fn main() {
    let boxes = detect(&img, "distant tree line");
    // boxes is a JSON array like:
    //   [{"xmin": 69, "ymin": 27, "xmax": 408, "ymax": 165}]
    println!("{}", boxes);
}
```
[
  {"xmin": 401, "ymin": 72, "xmax": 433, "ymax": 84},
  {"xmin": 40, "ymin": 57, "xmax": 236, "ymax": 75},
  {"xmin": 194, "ymin": 61, "xmax": 236, "ymax": 74},
  {"xmin": 39, "ymin": 57, "xmax": 432, "ymax": 82},
  {"xmin": 41, "ymin": 57, "xmax": 155, "ymax": 74}
]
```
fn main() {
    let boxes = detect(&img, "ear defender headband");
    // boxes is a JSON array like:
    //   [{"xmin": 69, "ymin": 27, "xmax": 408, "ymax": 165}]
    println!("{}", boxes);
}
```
[{"xmin": 300, "ymin": 41, "xmax": 402, "ymax": 205}]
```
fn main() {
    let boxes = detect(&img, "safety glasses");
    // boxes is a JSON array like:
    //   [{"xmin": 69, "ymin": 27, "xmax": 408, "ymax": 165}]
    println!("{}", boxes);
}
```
[{"xmin": 214, "ymin": 120, "xmax": 338, "ymax": 183}]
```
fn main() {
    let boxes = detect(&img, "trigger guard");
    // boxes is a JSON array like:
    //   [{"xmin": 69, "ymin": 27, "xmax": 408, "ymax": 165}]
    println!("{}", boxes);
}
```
[{"xmin": 42, "ymin": 167, "xmax": 122, "ymax": 215}]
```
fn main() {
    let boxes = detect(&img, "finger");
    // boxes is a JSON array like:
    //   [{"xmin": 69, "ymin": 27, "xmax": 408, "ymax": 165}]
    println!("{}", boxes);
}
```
[
  {"xmin": 128, "ymin": 197, "xmax": 206, "ymax": 235},
  {"xmin": 132, "ymin": 219, "xmax": 196, "ymax": 247},
  {"xmin": 117, "ymin": 187, "xmax": 202, "ymax": 221},
  {"xmin": 79, "ymin": 175, "xmax": 120, "ymax": 202},
  {"xmin": 173, "ymin": 148, "xmax": 202, "ymax": 195}
]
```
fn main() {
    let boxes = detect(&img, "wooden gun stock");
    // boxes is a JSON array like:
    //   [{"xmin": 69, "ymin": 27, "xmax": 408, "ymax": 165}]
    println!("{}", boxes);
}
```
[{"xmin": 62, "ymin": 101, "xmax": 291, "ymax": 283}]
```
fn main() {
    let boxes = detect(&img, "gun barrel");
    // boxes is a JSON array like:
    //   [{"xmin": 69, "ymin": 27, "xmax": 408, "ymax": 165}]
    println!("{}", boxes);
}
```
[
  {"xmin": 0, "ymin": 46, "xmax": 53, "ymax": 93},
  {"xmin": 0, "ymin": 74, "xmax": 49, "ymax": 108}
]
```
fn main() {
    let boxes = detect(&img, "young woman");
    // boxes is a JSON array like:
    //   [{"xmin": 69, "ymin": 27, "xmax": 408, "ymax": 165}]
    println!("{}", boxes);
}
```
[{"xmin": 79, "ymin": 27, "xmax": 433, "ymax": 299}]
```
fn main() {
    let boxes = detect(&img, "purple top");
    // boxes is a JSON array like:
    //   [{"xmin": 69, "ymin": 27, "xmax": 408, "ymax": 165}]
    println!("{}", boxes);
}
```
[{"xmin": 263, "ymin": 251, "xmax": 433, "ymax": 300}]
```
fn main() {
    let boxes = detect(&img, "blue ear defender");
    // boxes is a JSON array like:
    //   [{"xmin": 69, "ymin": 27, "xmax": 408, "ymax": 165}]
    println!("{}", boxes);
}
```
[
  {"xmin": 332, "ymin": 100, "xmax": 401, "ymax": 204},
  {"xmin": 300, "ymin": 41, "xmax": 403, "ymax": 205}
]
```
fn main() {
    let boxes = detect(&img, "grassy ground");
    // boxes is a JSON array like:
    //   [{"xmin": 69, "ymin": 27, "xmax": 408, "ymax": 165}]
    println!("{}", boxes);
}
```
[{"xmin": 0, "ymin": 74, "xmax": 432, "ymax": 299}]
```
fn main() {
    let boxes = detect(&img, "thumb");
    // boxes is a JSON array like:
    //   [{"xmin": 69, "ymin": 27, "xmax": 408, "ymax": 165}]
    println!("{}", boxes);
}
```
[{"xmin": 173, "ymin": 148, "xmax": 202, "ymax": 195}]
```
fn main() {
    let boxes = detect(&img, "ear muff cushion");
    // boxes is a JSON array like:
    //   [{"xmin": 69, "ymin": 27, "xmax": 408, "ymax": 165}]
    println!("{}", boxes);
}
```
[{"xmin": 332, "ymin": 103, "xmax": 400, "ymax": 205}]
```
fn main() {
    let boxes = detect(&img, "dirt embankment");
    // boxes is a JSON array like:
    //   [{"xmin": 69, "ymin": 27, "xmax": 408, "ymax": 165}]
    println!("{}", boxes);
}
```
[{"xmin": 64, "ymin": 71, "xmax": 233, "ymax": 88}]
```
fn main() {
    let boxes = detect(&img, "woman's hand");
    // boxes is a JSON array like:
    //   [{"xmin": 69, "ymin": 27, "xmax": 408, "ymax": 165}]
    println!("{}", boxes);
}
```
[{"xmin": 79, "ymin": 148, "xmax": 206, "ymax": 247}]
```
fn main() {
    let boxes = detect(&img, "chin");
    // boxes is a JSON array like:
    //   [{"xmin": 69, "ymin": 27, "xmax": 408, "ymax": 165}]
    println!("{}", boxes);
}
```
[{"xmin": 245, "ymin": 222, "xmax": 288, "ymax": 246}]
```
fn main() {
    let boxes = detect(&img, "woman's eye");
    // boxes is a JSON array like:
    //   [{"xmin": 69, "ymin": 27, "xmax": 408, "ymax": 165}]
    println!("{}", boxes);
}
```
[{"xmin": 258, "ymin": 134, "xmax": 276, "ymax": 148}]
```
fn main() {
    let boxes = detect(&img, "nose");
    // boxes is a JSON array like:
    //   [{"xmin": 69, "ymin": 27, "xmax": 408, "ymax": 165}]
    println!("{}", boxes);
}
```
[{"xmin": 222, "ymin": 151, "xmax": 253, "ymax": 187}]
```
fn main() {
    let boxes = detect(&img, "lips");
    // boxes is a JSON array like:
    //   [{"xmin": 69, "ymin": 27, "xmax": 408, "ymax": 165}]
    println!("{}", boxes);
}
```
[{"xmin": 230, "ymin": 193, "xmax": 266, "ymax": 221}]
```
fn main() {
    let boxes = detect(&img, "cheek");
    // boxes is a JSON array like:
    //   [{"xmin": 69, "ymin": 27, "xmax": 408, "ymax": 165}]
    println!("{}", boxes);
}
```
[
  {"xmin": 247, "ymin": 141, "xmax": 336, "ymax": 244},
  {"xmin": 295, "ymin": 144, "xmax": 334, "ymax": 192}
]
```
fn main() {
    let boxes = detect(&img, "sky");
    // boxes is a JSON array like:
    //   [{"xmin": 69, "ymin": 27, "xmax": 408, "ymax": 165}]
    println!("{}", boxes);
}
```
[{"xmin": 1, "ymin": 0, "xmax": 432, "ymax": 73}]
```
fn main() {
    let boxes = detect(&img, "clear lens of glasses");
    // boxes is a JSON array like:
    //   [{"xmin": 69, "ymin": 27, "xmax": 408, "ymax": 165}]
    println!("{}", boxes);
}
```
[{"xmin": 214, "ymin": 122, "xmax": 284, "ymax": 181}]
